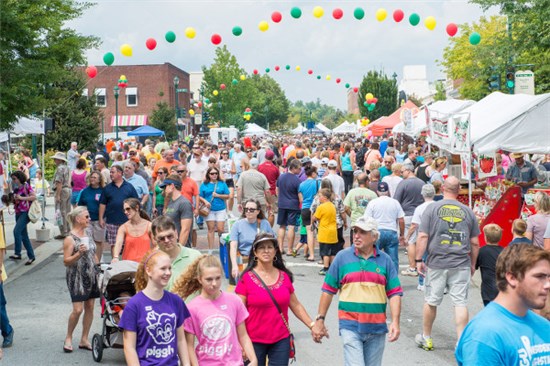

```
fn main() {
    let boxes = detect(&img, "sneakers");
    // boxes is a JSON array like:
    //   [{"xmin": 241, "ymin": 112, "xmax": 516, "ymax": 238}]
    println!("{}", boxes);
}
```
[
  {"xmin": 415, "ymin": 334, "xmax": 433, "ymax": 351},
  {"xmin": 2, "ymin": 328, "xmax": 14, "ymax": 348},
  {"xmin": 417, "ymin": 284, "xmax": 425, "ymax": 292},
  {"xmin": 401, "ymin": 267, "xmax": 419, "ymax": 277},
  {"xmin": 319, "ymin": 268, "xmax": 327, "ymax": 276}
]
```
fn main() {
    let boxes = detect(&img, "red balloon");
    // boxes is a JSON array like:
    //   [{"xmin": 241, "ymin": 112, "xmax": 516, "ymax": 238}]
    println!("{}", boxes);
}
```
[
  {"xmin": 145, "ymin": 38, "xmax": 157, "ymax": 50},
  {"xmin": 336, "ymin": 78, "xmax": 341, "ymax": 84},
  {"xmin": 275, "ymin": 66, "xmax": 280, "ymax": 71},
  {"xmin": 220, "ymin": 84, "xmax": 226, "ymax": 90},
  {"xmin": 366, "ymin": 99, "xmax": 373, "ymax": 104},
  {"xmin": 198, "ymin": 102, "xmax": 203, "ymax": 108},
  {"xmin": 393, "ymin": 9, "xmax": 404, "ymax": 22},
  {"xmin": 253, "ymin": 69, "xmax": 259, "ymax": 75},
  {"xmin": 85, "ymin": 65, "xmax": 97, "ymax": 78},
  {"xmin": 446, "ymin": 23, "xmax": 458, "ymax": 37},
  {"xmin": 308, "ymin": 69, "xmax": 313, "ymax": 75},
  {"xmin": 245, "ymin": 108, "xmax": 251, "ymax": 112},
  {"xmin": 271, "ymin": 11, "xmax": 282, "ymax": 23},
  {"xmin": 353, "ymin": 87, "xmax": 358, "ymax": 93},
  {"xmin": 211, "ymin": 34, "xmax": 222, "ymax": 45},
  {"xmin": 372, "ymin": 98, "xmax": 378, "ymax": 104},
  {"xmin": 332, "ymin": 8, "xmax": 343, "ymax": 20}
]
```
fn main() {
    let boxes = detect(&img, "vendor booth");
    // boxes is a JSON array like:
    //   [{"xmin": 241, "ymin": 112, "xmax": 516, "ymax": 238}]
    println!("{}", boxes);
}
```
[
  {"xmin": 243, "ymin": 123, "xmax": 269, "ymax": 137},
  {"xmin": 332, "ymin": 121, "xmax": 357, "ymax": 134},
  {"xmin": 367, "ymin": 100, "xmax": 418, "ymax": 137}
]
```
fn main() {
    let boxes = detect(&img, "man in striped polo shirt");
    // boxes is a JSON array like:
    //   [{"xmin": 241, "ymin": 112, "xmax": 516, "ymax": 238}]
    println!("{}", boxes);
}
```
[{"xmin": 312, "ymin": 216, "xmax": 403, "ymax": 366}]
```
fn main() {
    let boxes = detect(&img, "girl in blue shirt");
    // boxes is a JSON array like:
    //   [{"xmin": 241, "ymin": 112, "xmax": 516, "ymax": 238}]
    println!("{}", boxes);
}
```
[{"xmin": 199, "ymin": 167, "xmax": 230, "ymax": 250}]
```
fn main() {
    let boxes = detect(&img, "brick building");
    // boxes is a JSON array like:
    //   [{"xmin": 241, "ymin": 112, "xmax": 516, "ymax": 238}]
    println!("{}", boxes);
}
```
[{"xmin": 80, "ymin": 63, "xmax": 191, "ymax": 136}]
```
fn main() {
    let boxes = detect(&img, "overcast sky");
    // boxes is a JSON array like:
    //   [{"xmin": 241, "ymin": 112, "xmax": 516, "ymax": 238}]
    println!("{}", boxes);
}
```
[{"xmin": 72, "ymin": 0, "xmax": 497, "ymax": 110}]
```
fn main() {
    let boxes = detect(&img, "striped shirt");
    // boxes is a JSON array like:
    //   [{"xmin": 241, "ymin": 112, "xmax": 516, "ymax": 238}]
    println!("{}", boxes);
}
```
[{"xmin": 322, "ymin": 246, "xmax": 403, "ymax": 334}]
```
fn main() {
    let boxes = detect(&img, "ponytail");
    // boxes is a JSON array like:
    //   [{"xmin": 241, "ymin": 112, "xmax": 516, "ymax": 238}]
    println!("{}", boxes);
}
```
[{"xmin": 171, "ymin": 255, "xmax": 223, "ymax": 300}]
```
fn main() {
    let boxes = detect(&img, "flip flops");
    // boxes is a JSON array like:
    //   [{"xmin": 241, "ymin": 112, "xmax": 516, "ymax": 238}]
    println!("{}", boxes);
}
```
[
  {"xmin": 63, "ymin": 344, "xmax": 73, "ymax": 353},
  {"xmin": 78, "ymin": 344, "xmax": 92, "ymax": 351}
]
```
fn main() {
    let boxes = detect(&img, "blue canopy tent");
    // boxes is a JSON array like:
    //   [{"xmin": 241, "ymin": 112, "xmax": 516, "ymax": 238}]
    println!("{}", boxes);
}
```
[{"xmin": 127, "ymin": 125, "xmax": 165, "ymax": 137}]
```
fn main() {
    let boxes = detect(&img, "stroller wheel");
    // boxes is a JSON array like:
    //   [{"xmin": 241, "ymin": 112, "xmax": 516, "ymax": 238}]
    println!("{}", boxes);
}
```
[{"xmin": 92, "ymin": 333, "xmax": 104, "ymax": 362}]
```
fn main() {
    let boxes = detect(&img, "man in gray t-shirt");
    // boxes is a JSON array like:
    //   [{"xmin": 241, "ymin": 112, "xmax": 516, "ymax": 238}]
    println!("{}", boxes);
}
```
[
  {"xmin": 414, "ymin": 177, "xmax": 480, "ymax": 351},
  {"xmin": 161, "ymin": 175, "xmax": 194, "ymax": 247}
]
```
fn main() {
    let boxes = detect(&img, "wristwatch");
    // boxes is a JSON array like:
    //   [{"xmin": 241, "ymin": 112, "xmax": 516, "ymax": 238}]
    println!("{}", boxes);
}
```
[
  {"xmin": 315, "ymin": 314, "xmax": 325, "ymax": 321},
  {"xmin": 415, "ymin": 259, "xmax": 423, "ymax": 263}
]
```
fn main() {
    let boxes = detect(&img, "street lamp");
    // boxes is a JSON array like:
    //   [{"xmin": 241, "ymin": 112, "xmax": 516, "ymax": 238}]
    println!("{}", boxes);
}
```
[
  {"xmin": 218, "ymin": 101, "xmax": 222, "ymax": 125},
  {"xmin": 173, "ymin": 76, "xmax": 180, "ymax": 138},
  {"xmin": 114, "ymin": 85, "xmax": 120, "ymax": 140}
]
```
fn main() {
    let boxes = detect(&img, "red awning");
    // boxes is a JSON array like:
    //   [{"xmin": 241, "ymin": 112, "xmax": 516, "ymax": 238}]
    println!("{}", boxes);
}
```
[
  {"xmin": 110, "ymin": 115, "xmax": 148, "ymax": 127},
  {"xmin": 367, "ymin": 101, "xmax": 419, "ymax": 137}
]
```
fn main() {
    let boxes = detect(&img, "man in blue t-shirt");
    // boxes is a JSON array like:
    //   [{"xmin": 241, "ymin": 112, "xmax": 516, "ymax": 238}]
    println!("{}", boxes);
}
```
[
  {"xmin": 456, "ymin": 244, "xmax": 550, "ymax": 365},
  {"xmin": 276, "ymin": 159, "xmax": 302, "ymax": 255}
]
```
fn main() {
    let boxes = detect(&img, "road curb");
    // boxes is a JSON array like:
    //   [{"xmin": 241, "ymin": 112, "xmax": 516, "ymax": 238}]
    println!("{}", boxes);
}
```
[{"xmin": 5, "ymin": 239, "xmax": 63, "ymax": 284}]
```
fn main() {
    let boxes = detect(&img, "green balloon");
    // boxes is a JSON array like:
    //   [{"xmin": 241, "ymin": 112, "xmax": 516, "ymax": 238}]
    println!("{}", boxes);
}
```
[
  {"xmin": 165, "ymin": 31, "xmax": 176, "ymax": 43},
  {"xmin": 103, "ymin": 52, "xmax": 114, "ymax": 66},
  {"xmin": 345, "ymin": 83, "xmax": 350, "ymax": 88},
  {"xmin": 409, "ymin": 13, "xmax": 420, "ymax": 26},
  {"xmin": 363, "ymin": 102, "xmax": 369, "ymax": 107},
  {"xmin": 204, "ymin": 98, "xmax": 210, "ymax": 104},
  {"xmin": 290, "ymin": 7, "xmax": 302, "ymax": 19},
  {"xmin": 469, "ymin": 32, "xmax": 481, "ymax": 45},
  {"xmin": 285, "ymin": 65, "xmax": 290, "ymax": 70},
  {"xmin": 232, "ymin": 26, "xmax": 242, "ymax": 36},
  {"xmin": 353, "ymin": 8, "xmax": 365, "ymax": 20},
  {"xmin": 232, "ymin": 79, "xmax": 238, "ymax": 85},
  {"xmin": 265, "ymin": 68, "xmax": 270, "ymax": 73},
  {"xmin": 317, "ymin": 75, "xmax": 321, "ymax": 80}
]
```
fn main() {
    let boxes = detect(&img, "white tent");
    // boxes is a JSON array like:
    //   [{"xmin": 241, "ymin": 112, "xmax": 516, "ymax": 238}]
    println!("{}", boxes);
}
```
[
  {"xmin": 0, "ymin": 116, "xmax": 45, "ymax": 142},
  {"xmin": 243, "ymin": 123, "xmax": 269, "ymax": 136},
  {"xmin": 332, "ymin": 121, "xmax": 357, "ymax": 134},
  {"xmin": 465, "ymin": 92, "xmax": 550, "ymax": 154},
  {"xmin": 315, "ymin": 123, "xmax": 332, "ymax": 134},
  {"xmin": 392, "ymin": 99, "xmax": 475, "ymax": 137},
  {"xmin": 291, "ymin": 125, "xmax": 307, "ymax": 134}
]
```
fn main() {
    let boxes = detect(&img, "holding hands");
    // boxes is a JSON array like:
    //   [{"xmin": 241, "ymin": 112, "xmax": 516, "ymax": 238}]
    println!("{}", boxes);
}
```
[{"xmin": 311, "ymin": 321, "xmax": 329, "ymax": 344}]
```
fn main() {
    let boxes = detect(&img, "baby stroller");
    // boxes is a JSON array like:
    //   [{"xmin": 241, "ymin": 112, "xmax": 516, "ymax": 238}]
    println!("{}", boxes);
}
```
[{"xmin": 92, "ymin": 260, "xmax": 138, "ymax": 362}]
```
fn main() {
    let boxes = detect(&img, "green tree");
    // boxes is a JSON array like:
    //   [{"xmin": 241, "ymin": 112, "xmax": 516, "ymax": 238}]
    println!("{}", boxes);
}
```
[
  {"xmin": 0, "ymin": 0, "xmax": 99, "ymax": 129},
  {"xmin": 246, "ymin": 75, "xmax": 289, "ymax": 130},
  {"xmin": 358, "ymin": 71, "xmax": 398, "ymax": 121},
  {"xmin": 434, "ymin": 81, "xmax": 447, "ymax": 101},
  {"xmin": 150, "ymin": 102, "xmax": 178, "ymax": 141}
]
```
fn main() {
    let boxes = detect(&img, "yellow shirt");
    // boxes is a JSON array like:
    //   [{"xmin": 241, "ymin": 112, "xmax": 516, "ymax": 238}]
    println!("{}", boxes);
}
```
[
  {"xmin": 0, "ymin": 227, "xmax": 7, "ymax": 282},
  {"xmin": 314, "ymin": 201, "xmax": 338, "ymax": 244}
]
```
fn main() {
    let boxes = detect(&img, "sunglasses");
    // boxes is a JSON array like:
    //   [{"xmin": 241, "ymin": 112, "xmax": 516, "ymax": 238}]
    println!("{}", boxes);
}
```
[
  {"xmin": 193, "ymin": 154, "xmax": 200, "ymax": 157},
  {"xmin": 221, "ymin": 152, "xmax": 229, "ymax": 155},
  {"xmin": 244, "ymin": 207, "xmax": 258, "ymax": 212},
  {"xmin": 124, "ymin": 207, "xmax": 133, "ymax": 212},
  {"xmin": 158, "ymin": 171, "xmax": 165, "ymax": 175},
  {"xmin": 352, "ymin": 228, "xmax": 369, "ymax": 235},
  {"xmin": 177, "ymin": 170, "xmax": 186, "ymax": 173},
  {"xmin": 156, "ymin": 233, "xmax": 175, "ymax": 242},
  {"xmin": 246, "ymin": 150, "xmax": 252, "ymax": 153},
  {"xmin": 209, "ymin": 172, "xmax": 219, "ymax": 176},
  {"xmin": 129, "ymin": 152, "xmax": 136, "ymax": 155}
]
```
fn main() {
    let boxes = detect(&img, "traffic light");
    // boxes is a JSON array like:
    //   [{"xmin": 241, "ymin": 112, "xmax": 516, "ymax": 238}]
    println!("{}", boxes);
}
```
[
  {"xmin": 487, "ymin": 74, "xmax": 501, "ymax": 91},
  {"xmin": 203, "ymin": 112, "xmax": 210, "ymax": 121},
  {"xmin": 505, "ymin": 68, "xmax": 515, "ymax": 94}
]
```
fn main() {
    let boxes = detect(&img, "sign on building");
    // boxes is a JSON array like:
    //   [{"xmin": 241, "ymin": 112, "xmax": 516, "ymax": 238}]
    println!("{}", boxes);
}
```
[
  {"xmin": 515, "ymin": 70, "xmax": 535, "ymax": 95},
  {"xmin": 194, "ymin": 114, "xmax": 202, "ymax": 125}
]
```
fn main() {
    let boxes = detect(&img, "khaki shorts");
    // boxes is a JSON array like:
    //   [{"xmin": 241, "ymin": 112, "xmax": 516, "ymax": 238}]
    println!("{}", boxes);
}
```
[
  {"xmin": 271, "ymin": 195, "xmax": 278, "ymax": 214},
  {"xmin": 425, "ymin": 267, "xmax": 470, "ymax": 307},
  {"xmin": 90, "ymin": 221, "xmax": 106, "ymax": 243},
  {"xmin": 405, "ymin": 216, "xmax": 416, "ymax": 245}
]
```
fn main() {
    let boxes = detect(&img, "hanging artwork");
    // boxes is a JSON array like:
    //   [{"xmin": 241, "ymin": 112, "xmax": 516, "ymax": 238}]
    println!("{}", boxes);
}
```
[{"xmin": 478, "ymin": 153, "xmax": 497, "ymax": 179}]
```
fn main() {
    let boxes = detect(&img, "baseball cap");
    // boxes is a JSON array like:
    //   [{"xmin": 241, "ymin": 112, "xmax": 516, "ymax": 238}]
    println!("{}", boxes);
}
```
[
  {"xmin": 250, "ymin": 158, "xmax": 259, "ymax": 168},
  {"xmin": 265, "ymin": 150, "xmax": 275, "ymax": 160},
  {"xmin": 352, "ymin": 216, "xmax": 379, "ymax": 233},
  {"xmin": 377, "ymin": 182, "xmax": 389, "ymax": 193},
  {"xmin": 321, "ymin": 158, "xmax": 329, "ymax": 165},
  {"xmin": 159, "ymin": 179, "xmax": 182, "ymax": 189},
  {"xmin": 328, "ymin": 160, "xmax": 338, "ymax": 168}
]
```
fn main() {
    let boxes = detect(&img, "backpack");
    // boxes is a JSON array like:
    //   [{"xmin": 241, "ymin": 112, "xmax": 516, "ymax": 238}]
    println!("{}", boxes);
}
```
[{"xmin": 356, "ymin": 147, "xmax": 367, "ymax": 168}]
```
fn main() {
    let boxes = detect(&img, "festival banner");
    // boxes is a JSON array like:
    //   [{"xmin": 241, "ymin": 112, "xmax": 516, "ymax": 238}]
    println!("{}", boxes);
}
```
[
  {"xmin": 428, "ymin": 110, "xmax": 452, "ymax": 151},
  {"xmin": 478, "ymin": 152, "xmax": 497, "ymax": 179},
  {"xmin": 450, "ymin": 113, "xmax": 470, "ymax": 153},
  {"xmin": 460, "ymin": 153, "xmax": 471, "ymax": 180}
]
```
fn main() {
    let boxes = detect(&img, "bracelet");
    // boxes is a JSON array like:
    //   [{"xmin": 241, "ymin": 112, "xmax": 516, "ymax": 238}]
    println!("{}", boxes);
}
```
[
  {"xmin": 415, "ymin": 259, "xmax": 423, "ymax": 263},
  {"xmin": 309, "ymin": 321, "xmax": 315, "ymax": 329}
]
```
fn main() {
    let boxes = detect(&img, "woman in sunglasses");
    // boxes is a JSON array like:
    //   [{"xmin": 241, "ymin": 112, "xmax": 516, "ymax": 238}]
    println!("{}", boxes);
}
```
[
  {"xmin": 229, "ymin": 199, "xmax": 274, "ymax": 284},
  {"xmin": 199, "ymin": 167, "xmax": 230, "ymax": 250},
  {"xmin": 111, "ymin": 198, "xmax": 152, "ymax": 264},
  {"xmin": 220, "ymin": 150, "xmax": 237, "ymax": 214}
]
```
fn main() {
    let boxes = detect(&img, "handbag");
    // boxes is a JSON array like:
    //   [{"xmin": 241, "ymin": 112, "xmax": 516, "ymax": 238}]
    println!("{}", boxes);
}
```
[
  {"xmin": 198, "ymin": 182, "xmax": 218, "ymax": 217},
  {"xmin": 252, "ymin": 270, "xmax": 296, "ymax": 363}
]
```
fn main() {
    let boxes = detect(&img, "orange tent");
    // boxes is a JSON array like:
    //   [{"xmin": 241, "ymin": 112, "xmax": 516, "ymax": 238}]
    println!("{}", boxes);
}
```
[{"xmin": 366, "ymin": 100, "xmax": 418, "ymax": 137}]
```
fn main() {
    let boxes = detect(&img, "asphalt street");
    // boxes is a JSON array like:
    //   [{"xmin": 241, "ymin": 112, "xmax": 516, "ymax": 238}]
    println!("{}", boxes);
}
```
[{"xmin": 1, "ymin": 199, "xmax": 484, "ymax": 365}]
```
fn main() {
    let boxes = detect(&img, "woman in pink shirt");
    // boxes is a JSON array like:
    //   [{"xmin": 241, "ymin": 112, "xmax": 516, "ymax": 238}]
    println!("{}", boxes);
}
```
[
  {"xmin": 71, "ymin": 159, "xmax": 88, "ymax": 207},
  {"xmin": 235, "ymin": 233, "xmax": 315, "ymax": 366}
]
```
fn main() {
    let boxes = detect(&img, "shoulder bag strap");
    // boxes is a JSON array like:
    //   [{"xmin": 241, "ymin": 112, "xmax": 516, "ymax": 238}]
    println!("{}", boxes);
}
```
[
  {"xmin": 251, "ymin": 270, "xmax": 292, "ymax": 334},
  {"xmin": 256, "ymin": 219, "xmax": 261, "ymax": 234},
  {"xmin": 209, "ymin": 182, "xmax": 218, "ymax": 203}
]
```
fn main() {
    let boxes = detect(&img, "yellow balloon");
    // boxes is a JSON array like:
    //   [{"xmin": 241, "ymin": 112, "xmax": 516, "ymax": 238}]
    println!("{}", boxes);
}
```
[
  {"xmin": 313, "ymin": 6, "xmax": 324, "ymax": 18},
  {"xmin": 185, "ymin": 27, "xmax": 196, "ymax": 39},
  {"xmin": 326, "ymin": 75, "xmax": 331, "ymax": 81},
  {"xmin": 213, "ymin": 90, "xmax": 219, "ymax": 96},
  {"xmin": 425, "ymin": 16, "xmax": 436, "ymax": 30},
  {"xmin": 375, "ymin": 8, "xmax": 387, "ymax": 22},
  {"xmin": 240, "ymin": 75, "xmax": 246, "ymax": 81},
  {"xmin": 120, "ymin": 44, "xmax": 132, "ymax": 57},
  {"xmin": 189, "ymin": 109, "xmax": 195, "ymax": 116},
  {"xmin": 295, "ymin": 66, "xmax": 301, "ymax": 71},
  {"xmin": 258, "ymin": 21, "xmax": 269, "ymax": 32},
  {"xmin": 366, "ymin": 93, "xmax": 374, "ymax": 100}
]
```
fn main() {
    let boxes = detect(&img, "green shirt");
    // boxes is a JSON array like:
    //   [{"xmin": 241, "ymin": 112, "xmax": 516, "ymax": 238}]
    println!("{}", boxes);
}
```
[
  {"xmin": 343, "ymin": 187, "xmax": 378, "ymax": 226},
  {"xmin": 166, "ymin": 244, "xmax": 202, "ymax": 291}
]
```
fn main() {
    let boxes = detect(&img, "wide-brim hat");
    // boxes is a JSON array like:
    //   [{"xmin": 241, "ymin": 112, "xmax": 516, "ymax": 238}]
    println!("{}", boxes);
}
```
[
  {"xmin": 51, "ymin": 151, "xmax": 67, "ymax": 162},
  {"xmin": 510, "ymin": 153, "xmax": 524, "ymax": 159}
]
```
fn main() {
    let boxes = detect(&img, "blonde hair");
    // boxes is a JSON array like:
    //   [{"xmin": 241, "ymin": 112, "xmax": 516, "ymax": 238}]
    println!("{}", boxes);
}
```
[
  {"xmin": 171, "ymin": 255, "xmax": 223, "ymax": 299},
  {"xmin": 67, "ymin": 206, "xmax": 88, "ymax": 228},
  {"xmin": 391, "ymin": 163, "xmax": 403, "ymax": 174},
  {"xmin": 483, "ymin": 224, "xmax": 503, "ymax": 244},
  {"xmin": 369, "ymin": 160, "xmax": 381, "ymax": 171},
  {"xmin": 135, "ymin": 250, "xmax": 169, "ymax": 292},
  {"xmin": 512, "ymin": 219, "xmax": 527, "ymax": 236},
  {"xmin": 534, "ymin": 191, "xmax": 550, "ymax": 214}
]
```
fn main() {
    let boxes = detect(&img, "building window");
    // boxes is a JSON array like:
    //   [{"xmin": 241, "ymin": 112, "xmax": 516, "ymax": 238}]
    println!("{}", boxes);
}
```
[
  {"xmin": 95, "ymin": 88, "xmax": 106, "ymax": 107},
  {"xmin": 126, "ymin": 87, "xmax": 138, "ymax": 107},
  {"xmin": 82, "ymin": 88, "xmax": 88, "ymax": 99}
]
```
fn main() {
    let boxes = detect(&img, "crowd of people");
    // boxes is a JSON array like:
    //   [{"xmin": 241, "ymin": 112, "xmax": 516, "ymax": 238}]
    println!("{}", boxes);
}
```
[{"xmin": 0, "ymin": 132, "xmax": 549, "ymax": 364}]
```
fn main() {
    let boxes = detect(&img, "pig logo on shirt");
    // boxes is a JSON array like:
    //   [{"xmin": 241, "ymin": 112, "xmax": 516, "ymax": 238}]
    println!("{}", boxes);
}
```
[
  {"xmin": 145, "ymin": 310, "xmax": 177, "ymax": 345},
  {"xmin": 201, "ymin": 314, "xmax": 231, "ymax": 341}
]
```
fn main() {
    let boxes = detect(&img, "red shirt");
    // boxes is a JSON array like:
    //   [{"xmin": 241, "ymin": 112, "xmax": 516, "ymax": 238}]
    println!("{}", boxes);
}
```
[
  {"xmin": 180, "ymin": 177, "xmax": 198, "ymax": 207},
  {"xmin": 258, "ymin": 161, "xmax": 280, "ymax": 195}
]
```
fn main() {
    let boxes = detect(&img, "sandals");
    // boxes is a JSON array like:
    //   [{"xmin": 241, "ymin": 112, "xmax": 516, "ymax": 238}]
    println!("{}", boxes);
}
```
[
  {"xmin": 63, "ymin": 344, "xmax": 73, "ymax": 353},
  {"xmin": 78, "ymin": 344, "xmax": 92, "ymax": 351}
]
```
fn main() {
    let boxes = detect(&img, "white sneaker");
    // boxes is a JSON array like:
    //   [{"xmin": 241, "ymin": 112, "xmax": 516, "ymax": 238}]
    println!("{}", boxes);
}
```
[
  {"xmin": 401, "ymin": 267, "xmax": 419, "ymax": 277},
  {"xmin": 417, "ymin": 284, "xmax": 425, "ymax": 291}
]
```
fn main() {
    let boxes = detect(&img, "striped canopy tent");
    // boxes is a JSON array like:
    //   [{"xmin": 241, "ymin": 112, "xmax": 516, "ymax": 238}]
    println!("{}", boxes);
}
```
[{"xmin": 110, "ymin": 114, "xmax": 148, "ymax": 126}]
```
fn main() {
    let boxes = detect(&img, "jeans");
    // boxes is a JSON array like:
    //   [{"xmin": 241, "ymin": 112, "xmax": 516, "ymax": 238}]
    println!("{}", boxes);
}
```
[
  {"xmin": 341, "ymin": 329, "xmax": 385, "ymax": 366},
  {"xmin": 14, "ymin": 211, "xmax": 35, "ymax": 259},
  {"xmin": 253, "ymin": 336, "xmax": 291, "ymax": 366},
  {"xmin": 342, "ymin": 170, "xmax": 354, "ymax": 194},
  {"xmin": 376, "ymin": 229, "xmax": 398, "ymax": 271},
  {"xmin": 0, "ymin": 282, "xmax": 13, "ymax": 338}
]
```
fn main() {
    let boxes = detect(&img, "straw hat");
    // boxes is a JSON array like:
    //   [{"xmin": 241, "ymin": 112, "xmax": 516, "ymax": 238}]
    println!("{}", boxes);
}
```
[
  {"xmin": 51, "ymin": 151, "xmax": 67, "ymax": 162},
  {"xmin": 510, "ymin": 153, "xmax": 524, "ymax": 159}
]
